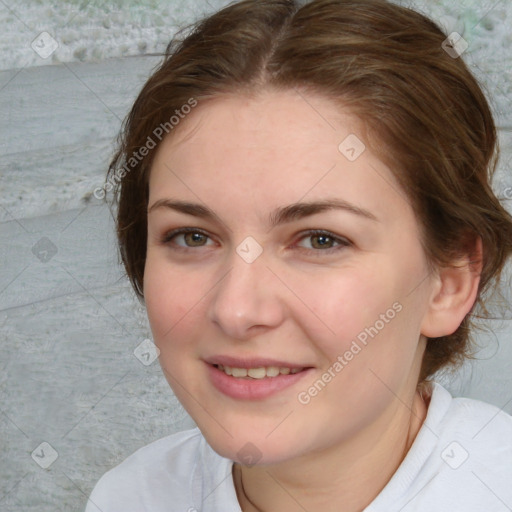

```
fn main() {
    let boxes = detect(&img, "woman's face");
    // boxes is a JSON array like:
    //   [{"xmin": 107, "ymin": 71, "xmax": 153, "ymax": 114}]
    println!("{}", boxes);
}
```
[{"xmin": 144, "ymin": 90, "xmax": 434, "ymax": 465}]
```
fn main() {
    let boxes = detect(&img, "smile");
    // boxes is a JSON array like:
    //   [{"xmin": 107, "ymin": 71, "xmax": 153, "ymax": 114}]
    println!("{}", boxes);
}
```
[{"xmin": 207, "ymin": 362, "xmax": 313, "ymax": 400}]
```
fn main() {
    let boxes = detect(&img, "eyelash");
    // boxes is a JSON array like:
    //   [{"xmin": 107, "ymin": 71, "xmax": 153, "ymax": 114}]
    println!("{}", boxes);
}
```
[{"xmin": 160, "ymin": 228, "xmax": 351, "ymax": 256}]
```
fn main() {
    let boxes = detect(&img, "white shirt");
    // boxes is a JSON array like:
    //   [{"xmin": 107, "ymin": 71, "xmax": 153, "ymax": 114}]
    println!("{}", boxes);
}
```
[{"xmin": 85, "ymin": 381, "xmax": 512, "ymax": 511}]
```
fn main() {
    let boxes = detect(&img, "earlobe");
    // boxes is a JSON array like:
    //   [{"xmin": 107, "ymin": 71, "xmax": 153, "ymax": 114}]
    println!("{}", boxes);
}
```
[{"xmin": 420, "ymin": 237, "xmax": 483, "ymax": 338}]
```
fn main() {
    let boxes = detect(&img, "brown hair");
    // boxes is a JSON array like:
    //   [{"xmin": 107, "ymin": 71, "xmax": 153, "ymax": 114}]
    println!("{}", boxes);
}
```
[{"xmin": 105, "ymin": 0, "xmax": 512, "ymax": 390}]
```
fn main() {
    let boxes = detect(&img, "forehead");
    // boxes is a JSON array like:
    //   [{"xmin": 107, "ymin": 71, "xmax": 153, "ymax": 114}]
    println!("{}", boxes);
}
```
[
  {"xmin": 148, "ymin": 90, "xmax": 410, "ymax": 226},
  {"xmin": 161, "ymin": 90, "xmax": 361, "ymax": 154}
]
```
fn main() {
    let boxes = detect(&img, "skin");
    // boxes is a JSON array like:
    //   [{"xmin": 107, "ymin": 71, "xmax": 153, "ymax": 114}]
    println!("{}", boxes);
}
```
[{"xmin": 143, "ymin": 90, "xmax": 481, "ymax": 511}]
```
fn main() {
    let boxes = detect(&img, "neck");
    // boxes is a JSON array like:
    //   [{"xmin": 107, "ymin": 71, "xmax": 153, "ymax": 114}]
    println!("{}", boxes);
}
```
[{"xmin": 233, "ymin": 388, "xmax": 430, "ymax": 512}]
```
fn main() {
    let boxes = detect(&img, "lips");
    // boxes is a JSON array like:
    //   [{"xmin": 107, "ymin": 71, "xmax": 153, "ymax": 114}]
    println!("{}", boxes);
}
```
[{"xmin": 204, "ymin": 355, "xmax": 315, "ymax": 400}]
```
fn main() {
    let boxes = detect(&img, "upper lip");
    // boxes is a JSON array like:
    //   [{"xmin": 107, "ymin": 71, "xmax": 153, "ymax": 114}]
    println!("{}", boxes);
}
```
[{"xmin": 204, "ymin": 355, "xmax": 313, "ymax": 369}]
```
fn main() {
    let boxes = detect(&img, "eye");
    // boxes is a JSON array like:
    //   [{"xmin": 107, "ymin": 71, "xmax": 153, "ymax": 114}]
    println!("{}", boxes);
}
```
[
  {"xmin": 161, "ymin": 228, "xmax": 214, "ymax": 249},
  {"xmin": 161, "ymin": 228, "xmax": 351, "ymax": 255},
  {"xmin": 293, "ymin": 230, "xmax": 351, "ymax": 255}
]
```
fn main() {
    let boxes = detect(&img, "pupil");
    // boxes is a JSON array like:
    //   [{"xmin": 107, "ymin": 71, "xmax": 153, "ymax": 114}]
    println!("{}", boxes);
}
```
[
  {"xmin": 188, "ymin": 233, "xmax": 204, "ymax": 245},
  {"xmin": 317, "ymin": 235, "xmax": 330, "ymax": 247}
]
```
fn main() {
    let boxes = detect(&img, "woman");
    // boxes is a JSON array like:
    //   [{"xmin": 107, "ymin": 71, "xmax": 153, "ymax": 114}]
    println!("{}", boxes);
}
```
[{"xmin": 86, "ymin": 1, "xmax": 512, "ymax": 510}]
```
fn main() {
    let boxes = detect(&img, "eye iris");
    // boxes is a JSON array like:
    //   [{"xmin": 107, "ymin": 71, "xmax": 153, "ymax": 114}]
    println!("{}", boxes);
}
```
[
  {"xmin": 185, "ymin": 232, "xmax": 206, "ymax": 246},
  {"xmin": 312, "ymin": 234, "xmax": 333, "ymax": 249}
]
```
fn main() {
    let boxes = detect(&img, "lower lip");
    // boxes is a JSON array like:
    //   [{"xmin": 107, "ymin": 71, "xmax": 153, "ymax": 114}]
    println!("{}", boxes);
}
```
[{"xmin": 206, "ymin": 363, "xmax": 314, "ymax": 400}]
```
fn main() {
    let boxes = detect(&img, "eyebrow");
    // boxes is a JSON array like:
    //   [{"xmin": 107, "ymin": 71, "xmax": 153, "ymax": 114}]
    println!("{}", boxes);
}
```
[{"xmin": 147, "ymin": 198, "xmax": 379, "ymax": 227}]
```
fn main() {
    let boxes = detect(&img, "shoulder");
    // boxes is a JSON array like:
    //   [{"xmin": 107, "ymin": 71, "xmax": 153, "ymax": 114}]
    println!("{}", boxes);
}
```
[
  {"xmin": 404, "ymin": 382, "xmax": 512, "ymax": 510},
  {"xmin": 372, "ymin": 382, "xmax": 512, "ymax": 512},
  {"xmin": 437, "ymin": 383, "xmax": 512, "ymax": 450},
  {"xmin": 103, "ymin": 426, "xmax": 205, "ymax": 477},
  {"xmin": 85, "ymin": 427, "xmax": 230, "ymax": 512},
  {"xmin": 424, "ymin": 381, "xmax": 512, "ymax": 472}
]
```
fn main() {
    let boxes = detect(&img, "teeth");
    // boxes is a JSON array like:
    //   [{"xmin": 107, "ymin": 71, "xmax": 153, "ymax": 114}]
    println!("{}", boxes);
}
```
[
  {"xmin": 266, "ymin": 367, "xmax": 280, "ymax": 377},
  {"xmin": 217, "ymin": 364, "xmax": 304, "ymax": 379},
  {"xmin": 231, "ymin": 367, "xmax": 247, "ymax": 377},
  {"xmin": 248, "ymin": 367, "xmax": 266, "ymax": 379}
]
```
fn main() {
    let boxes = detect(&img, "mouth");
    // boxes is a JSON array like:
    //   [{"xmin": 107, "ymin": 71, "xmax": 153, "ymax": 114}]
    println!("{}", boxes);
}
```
[{"xmin": 205, "ymin": 359, "xmax": 315, "ymax": 400}]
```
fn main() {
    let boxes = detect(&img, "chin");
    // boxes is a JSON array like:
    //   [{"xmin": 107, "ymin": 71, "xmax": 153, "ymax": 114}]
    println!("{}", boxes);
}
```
[{"xmin": 200, "ymin": 426, "xmax": 303, "ymax": 466}]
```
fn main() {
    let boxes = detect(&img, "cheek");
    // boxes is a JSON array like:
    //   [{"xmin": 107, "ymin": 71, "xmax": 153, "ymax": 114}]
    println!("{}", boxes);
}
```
[
  {"xmin": 143, "ymin": 254, "xmax": 200, "ymax": 345},
  {"xmin": 314, "ymin": 261, "xmax": 429, "ymax": 398},
  {"xmin": 294, "ymin": 263, "xmax": 399, "ymax": 357}
]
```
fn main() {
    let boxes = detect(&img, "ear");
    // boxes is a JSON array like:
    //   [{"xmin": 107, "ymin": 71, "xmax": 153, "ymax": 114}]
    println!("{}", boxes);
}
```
[{"xmin": 421, "ymin": 237, "xmax": 483, "ymax": 338}]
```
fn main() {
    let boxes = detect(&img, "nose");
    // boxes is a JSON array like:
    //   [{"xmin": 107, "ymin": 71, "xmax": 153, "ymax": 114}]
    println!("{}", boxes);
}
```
[{"xmin": 207, "ymin": 246, "xmax": 286, "ymax": 340}]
